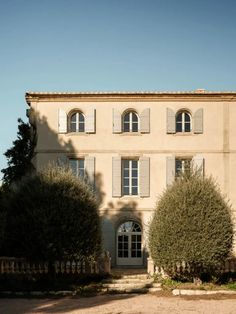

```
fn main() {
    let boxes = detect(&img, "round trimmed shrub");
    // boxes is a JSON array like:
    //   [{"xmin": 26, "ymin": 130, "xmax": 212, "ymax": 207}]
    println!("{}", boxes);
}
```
[
  {"xmin": 4, "ymin": 165, "xmax": 101, "ymax": 262},
  {"xmin": 149, "ymin": 171, "xmax": 234, "ymax": 280}
]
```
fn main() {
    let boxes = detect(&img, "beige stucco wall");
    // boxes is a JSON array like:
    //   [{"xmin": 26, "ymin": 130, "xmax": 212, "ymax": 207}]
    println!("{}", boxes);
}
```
[{"xmin": 26, "ymin": 92, "xmax": 236, "ymax": 266}]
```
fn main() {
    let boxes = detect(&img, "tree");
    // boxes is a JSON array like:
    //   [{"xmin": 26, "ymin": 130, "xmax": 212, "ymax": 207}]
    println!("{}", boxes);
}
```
[
  {"xmin": 148, "ymin": 170, "xmax": 234, "ymax": 280},
  {"xmin": 1, "ymin": 118, "xmax": 36, "ymax": 187},
  {"xmin": 3, "ymin": 165, "xmax": 101, "ymax": 262}
]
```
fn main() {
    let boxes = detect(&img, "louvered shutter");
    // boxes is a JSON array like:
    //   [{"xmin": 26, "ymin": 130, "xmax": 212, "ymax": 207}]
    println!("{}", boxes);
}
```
[
  {"xmin": 139, "ymin": 157, "xmax": 150, "ymax": 197},
  {"xmin": 112, "ymin": 157, "xmax": 121, "ymax": 197},
  {"xmin": 85, "ymin": 109, "xmax": 95, "ymax": 133},
  {"xmin": 193, "ymin": 108, "xmax": 203, "ymax": 134},
  {"xmin": 166, "ymin": 108, "xmax": 176, "ymax": 134},
  {"xmin": 113, "ymin": 109, "xmax": 122, "ymax": 133},
  {"xmin": 85, "ymin": 156, "xmax": 95, "ymax": 187},
  {"xmin": 58, "ymin": 109, "xmax": 67, "ymax": 133},
  {"xmin": 140, "ymin": 108, "xmax": 150, "ymax": 133},
  {"xmin": 192, "ymin": 155, "xmax": 204, "ymax": 176},
  {"xmin": 166, "ymin": 156, "xmax": 175, "ymax": 186}
]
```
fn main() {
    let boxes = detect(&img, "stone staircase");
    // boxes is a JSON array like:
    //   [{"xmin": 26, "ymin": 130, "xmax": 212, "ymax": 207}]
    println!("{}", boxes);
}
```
[{"xmin": 101, "ymin": 269, "xmax": 161, "ymax": 294}]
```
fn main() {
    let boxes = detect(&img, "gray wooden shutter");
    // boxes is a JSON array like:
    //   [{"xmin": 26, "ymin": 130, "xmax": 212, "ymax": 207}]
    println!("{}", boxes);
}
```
[
  {"xmin": 113, "ymin": 109, "xmax": 122, "ymax": 133},
  {"xmin": 140, "ymin": 108, "xmax": 150, "ymax": 133},
  {"xmin": 57, "ymin": 155, "xmax": 68, "ymax": 167},
  {"xmin": 58, "ymin": 109, "xmax": 67, "ymax": 133},
  {"xmin": 192, "ymin": 155, "xmax": 204, "ymax": 176},
  {"xmin": 166, "ymin": 108, "xmax": 176, "ymax": 134},
  {"xmin": 193, "ymin": 108, "xmax": 203, "ymax": 134},
  {"xmin": 139, "ymin": 157, "xmax": 150, "ymax": 197},
  {"xmin": 166, "ymin": 156, "xmax": 175, "ymax": 186},
  {"xmin": 85, "ymin": 156, "xmax": 95, "ymax": 186},
  {"xmin": 112, "ymin": 157, "xmax": 121, "ymax": 197},
  {"xmin": 85, "ymin": 109, "xmax": 95, "ymax": 133}
]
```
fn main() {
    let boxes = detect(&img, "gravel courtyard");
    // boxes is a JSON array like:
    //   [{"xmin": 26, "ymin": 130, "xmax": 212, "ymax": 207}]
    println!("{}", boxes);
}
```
[{"xmin": 1, "ymin": 293, "xmax": 236, "ymax": 314}]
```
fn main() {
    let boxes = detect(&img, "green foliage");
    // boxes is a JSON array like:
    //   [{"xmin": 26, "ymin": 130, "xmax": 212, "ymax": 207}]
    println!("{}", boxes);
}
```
[
  {"xmin": 149, "ymin": 170, "xmax": 234, "ymax": 280},
  {"xmin": 1, "ymin": 118, "xmax": 36, "ymax": 187},
  {"xmin": 3, "ymin": 165, "xmax": 101, "ymax": 262},
  {"xmin": 0, "ymin": 186, "xmax": 7, "ymax": 249}
]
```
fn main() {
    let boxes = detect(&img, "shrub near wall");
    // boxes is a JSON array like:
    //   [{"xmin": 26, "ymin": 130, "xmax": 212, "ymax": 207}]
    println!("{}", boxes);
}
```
[
  {"xmin": 3, "ymin": 165, "xmax": 101, "ymax": 263},
  {"xmin": 149, "ymin": 170, "xmax": 234, "ymax": 281}
]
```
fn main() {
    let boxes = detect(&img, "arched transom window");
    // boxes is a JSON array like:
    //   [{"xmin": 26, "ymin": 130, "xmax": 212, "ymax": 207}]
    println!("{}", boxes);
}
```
[
  {"xmin": 118, "ymin": 221, "xmax": 141, "ymax": 233},
  {"xmin": 123, "ymin": 111, "xmax": 139, "ymax": 132},
  {"xmin": 70, "ymin": 112, "xmax": 85, "ymax": 132},
  {"xmin": 176, "ymin": 111, "xmax": 191, "ymax": 133}
]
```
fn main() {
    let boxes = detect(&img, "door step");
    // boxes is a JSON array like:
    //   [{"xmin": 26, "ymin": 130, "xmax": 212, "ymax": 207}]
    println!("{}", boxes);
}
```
[{"xmin": 101, "ymin": 273, "xmax": 161, "ymax": 294}]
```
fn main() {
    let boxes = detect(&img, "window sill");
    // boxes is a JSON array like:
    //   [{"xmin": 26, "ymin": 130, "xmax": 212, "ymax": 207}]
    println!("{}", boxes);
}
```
[
  {"xmin": 172, "ymin": 132, "xmax": 199, "ymax": 136},
  {"xmin": 120, "ymin": 132, "xmax": 142, "ymax": 136},
  {"xmin": 66, "ymin": 132, "xmax": 89, "ymax": 136}
]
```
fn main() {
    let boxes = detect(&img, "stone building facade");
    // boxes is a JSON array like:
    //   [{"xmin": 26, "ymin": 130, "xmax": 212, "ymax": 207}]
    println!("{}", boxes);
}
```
[{"xmin": 25, "ymin": 91, "xmax": 236, "ymax": 267}]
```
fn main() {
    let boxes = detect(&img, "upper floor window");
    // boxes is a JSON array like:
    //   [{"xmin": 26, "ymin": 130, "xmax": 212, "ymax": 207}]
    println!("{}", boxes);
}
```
[
  {"xmin": 122, "ymin": 159, "xmax": 139, "ymax": 195},
  {"xmin": 123, "ymin": 111, "xmax": 139, "ymax": 132},
  {"xmin": 70, "ymin": 112, "xmax": 85, "ymax": 132},
  {"xmin": 176, "ymin": 111, "xmax": 191, "ymax": 133}
]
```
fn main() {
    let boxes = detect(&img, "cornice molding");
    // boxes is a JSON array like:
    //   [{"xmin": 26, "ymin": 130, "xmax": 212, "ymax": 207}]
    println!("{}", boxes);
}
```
[{"xmin": 25, "ymin": 91, "xmax": 236, "ymax": 105}]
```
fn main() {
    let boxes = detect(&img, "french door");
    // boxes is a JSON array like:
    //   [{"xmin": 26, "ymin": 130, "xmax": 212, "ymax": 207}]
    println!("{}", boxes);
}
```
[{"xmin": 117, "ymin": 221, "xmax": 143, "ymax": 266}]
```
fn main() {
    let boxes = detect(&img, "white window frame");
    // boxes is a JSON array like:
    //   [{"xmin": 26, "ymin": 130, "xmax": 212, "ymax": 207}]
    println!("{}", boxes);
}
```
[
  {"xmin": 123, "ymin": 111, "xmax": 139, "ymax": 133},
  {"xmin": 70, "ymin": 112, "xmax": 85, "ymax": 133},
  {"xmin": 175, "ymin": 157, "xmax": 192, "ymax": 177},
  {"xmin": 69, "ymin": 158, "xmax": 85, "ymax": 179},
  {"xmin": 176, "ymin": 111, "xmax": 192, "ymax": 133},
  {"xmin": 122, "ymin": 159, "xmax": 139, "ymax": 196}
]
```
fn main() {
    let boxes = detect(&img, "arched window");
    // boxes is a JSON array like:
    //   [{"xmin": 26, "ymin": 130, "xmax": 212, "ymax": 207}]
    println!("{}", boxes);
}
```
[
  {"xmin": 70, "ymin": 112, "xmax": 85, "ymax": 132},
  {"xmin": 123, "ymin": 111, "xmax": 139, "ymax": 132},
  {"xmin": 176, "ymin": 111, "xmax": 191, "ymax": 133}
]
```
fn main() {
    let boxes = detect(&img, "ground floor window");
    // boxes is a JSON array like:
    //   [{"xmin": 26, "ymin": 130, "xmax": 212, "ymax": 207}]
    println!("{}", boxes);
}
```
[
  {"xmin": 69, "ymin": 158, "xmax": 85, "ymax": 178},
  {"xmin": 175, "ymin": 158, "xmax": 192, "ymax": 177}
]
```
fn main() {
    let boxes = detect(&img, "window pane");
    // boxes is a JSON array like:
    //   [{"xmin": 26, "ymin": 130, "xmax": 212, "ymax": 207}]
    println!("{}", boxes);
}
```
[
  {"xmin": 132, "ymin": 234, "xmax": 136, "ymax": 241},
  {"xmin": 123, "ymin": 178, "xmax": 129, "ymax": 186},
  {"xmin": 123, "ymin": 187, "xmax": 129, "ymax": 195},
  {"xmin": 176, "ymin": 113, "xmax": 182, "ymax": 122},
  {"xmin": 132, "ymin": 160, "xmax": 138, "ymax": 168},
  {"xmin": 71, "ymin": 113, "xmax": 76, "ymax": 122},
  {"xmin": 69, "ymin": 159, "xmax": 77, "ymax": 176},
  {"xmin": 118, "ymin": 250, "xmax": 123, "ymax": 257},
  {"xmin": 131, "ymin": 251, "xmax": 136, "ymax": 257},
  {"xmin": 132, "ymin": 178, "xmax": 138, "ymax": 186},
  {"xmin": 132, "ymin": 113, "xmax": 138, "ymax": 122},
  {"xmin": 137, "ymin": 235, "xmax": 141, "ymax": 242},
  {"xmin": 79, "ymin": 122, "xmax": 85, "ymax": 132},
  {"xmin": 132, "ymin": 169, "xmax": 138, "ymax": 177},
  {"xmin": 124, "ymin": 169, "xmax": 129, "ymax": 177},
  {"xmin": 78, "ymin": 159, "xmax": 84, "ymax": 168},
  {"xmin": 185, "ymin": 113, "xmax": 190, "ymax": 122},
  {"xmin": 176, "ymin": 122, "xmax": 182, "ymax": 132},
  {"xmin": 124, "ymin": 113, "xmax": 130, "ymax": 122},
  {"xmin": 79, "ymin": 113, "xmax": 84, "ymax": 122},
  {"xmin": 185, "ymin": 122, "xmax": 191, "ymax": 132},
  {"xmin": 70, "ymin": 122, "xmax": 76, "ymax": 132},
  {"xmin": 124, "ymin": 251, "xmax": 128, "ymax": 258},
  {"xmin": 132, "ymin": 187, "xmax": 138, "ymax": 195},
  {"xmin": 137, "ymin": 251, "xmax": 142, "ymax": 257},
  {"xmin": 123, "ymin": 122, "xmax": 130, "ymax": 132},
  {"xmin": 132, "ymin": 122, "xmax": 138, "ymax": 132},
  {"xmin": 123, "ymin": 160, "xmax": 129, "ymax": 168}
]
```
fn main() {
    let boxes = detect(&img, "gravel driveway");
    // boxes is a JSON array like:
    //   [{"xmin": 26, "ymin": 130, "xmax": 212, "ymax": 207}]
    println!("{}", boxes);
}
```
[{"xmin": 1, "ymin": 293, "xmax": 236, "ymax": 314}]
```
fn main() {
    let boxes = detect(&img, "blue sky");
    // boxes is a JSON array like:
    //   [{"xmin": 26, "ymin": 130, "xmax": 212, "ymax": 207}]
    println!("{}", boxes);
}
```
[{"xmin": 1, "ymin": 0, "xmax": 236, "ymax": 179}]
